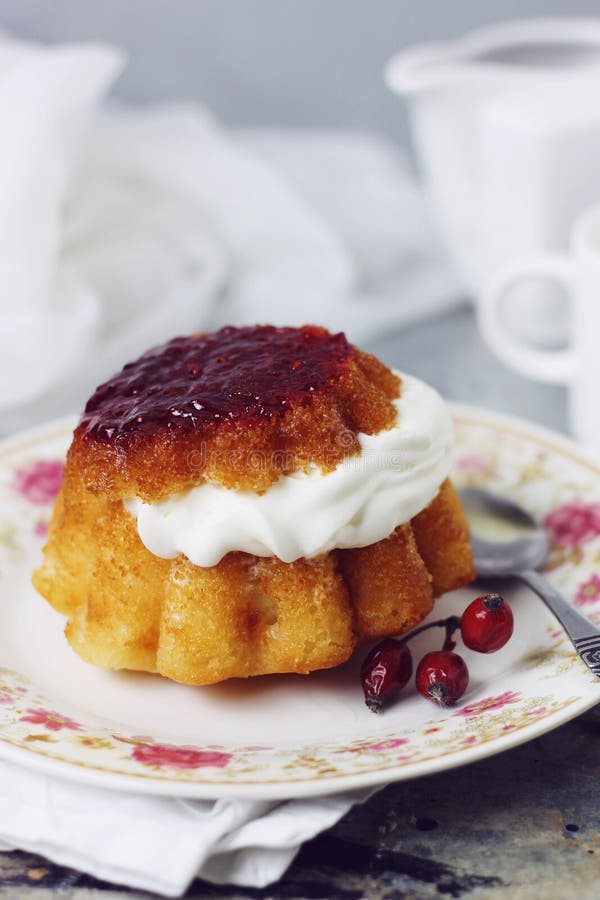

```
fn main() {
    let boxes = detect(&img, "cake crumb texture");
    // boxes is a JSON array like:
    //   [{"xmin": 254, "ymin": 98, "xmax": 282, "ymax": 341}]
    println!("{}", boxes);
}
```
[{"xmin": 33, "ymin": 474, "xmax": 473, "ymax": 685}]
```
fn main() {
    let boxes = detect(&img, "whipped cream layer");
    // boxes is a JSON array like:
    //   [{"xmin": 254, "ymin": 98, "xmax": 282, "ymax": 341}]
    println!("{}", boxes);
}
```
[{"xmin": 125, "ymin": 372, "xmax": 453, "ymax": 566}]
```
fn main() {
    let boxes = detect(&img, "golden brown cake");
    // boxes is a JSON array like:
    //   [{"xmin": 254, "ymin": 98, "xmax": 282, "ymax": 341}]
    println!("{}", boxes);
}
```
[{"xmin": 34, "ymin": 324, "xmax": 474, "ymax": 685}]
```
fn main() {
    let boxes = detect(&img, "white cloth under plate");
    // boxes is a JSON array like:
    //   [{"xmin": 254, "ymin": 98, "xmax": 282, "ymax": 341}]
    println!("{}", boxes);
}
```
[{"xmin": 0, "ymin": 759, "xmax": 373, "ymax": 895}]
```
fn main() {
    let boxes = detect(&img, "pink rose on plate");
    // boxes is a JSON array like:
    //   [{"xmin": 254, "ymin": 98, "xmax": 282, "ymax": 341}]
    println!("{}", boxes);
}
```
[
  {"xmin": 455, "ymin": 690, "xmax": 521, "ymax": 718},
  {"xmin": 574, "ymin": 574, "xmax": 600, "ymax": 607},
  {"xmin": 131, "ymin": 742, "xmax": 232, "ymax": 770},
  {"xmin": 12, "ymin": 460, "xmax": 64, "ymax": 505},
  {"xmin": 368, "ymin": 738, "xmax": 409, "ymax": 752},
  {"xmin": 20, "ymin": 708, "xmax": 82, "ymax": 732},
  {"xmin": 544, "ymin": 501, "xmax": 600, "ymax": 548}
]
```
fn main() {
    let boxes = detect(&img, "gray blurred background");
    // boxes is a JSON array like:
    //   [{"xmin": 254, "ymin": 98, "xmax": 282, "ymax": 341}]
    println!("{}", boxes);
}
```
[{"xmin": 2, "ymin": 0, "xmax": 599, "ymax": 148}]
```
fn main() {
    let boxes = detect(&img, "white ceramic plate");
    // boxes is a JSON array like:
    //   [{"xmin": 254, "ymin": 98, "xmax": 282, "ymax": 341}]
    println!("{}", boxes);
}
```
[{"xmin": 1, "ymin": 408, "xmax": 600, "ymax": 800}]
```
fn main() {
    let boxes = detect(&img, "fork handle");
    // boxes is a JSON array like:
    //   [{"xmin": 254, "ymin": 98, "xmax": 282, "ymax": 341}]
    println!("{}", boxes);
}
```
[{"xmin": 520, "ymin": 570, "xmax": 600, "ymax": 677}]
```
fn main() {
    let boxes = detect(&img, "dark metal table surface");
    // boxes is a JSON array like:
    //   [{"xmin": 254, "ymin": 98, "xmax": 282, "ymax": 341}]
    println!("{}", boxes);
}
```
[{"xmin": 4, "ymin": 307, "xmax": 599, "ymax": 900}]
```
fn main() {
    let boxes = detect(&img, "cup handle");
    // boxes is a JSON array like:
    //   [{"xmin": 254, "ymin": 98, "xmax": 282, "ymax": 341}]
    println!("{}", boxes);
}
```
[{"xmin": 479, "ymin": 255, "xmax": 576, "ymax": 384}]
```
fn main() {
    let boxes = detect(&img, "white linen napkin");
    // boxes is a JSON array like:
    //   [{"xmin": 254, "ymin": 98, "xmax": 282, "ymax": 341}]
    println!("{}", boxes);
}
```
[
  {"xmin": 0, "ymin": 36, "xmax": 122, "ymax": 411},
  {"xmin": 0, "ymin": 758, "xmax": 373, "ymax": 895},
  {"xmin": 242, "ymin": 128, "xmax": 462, "ymax": 335}
]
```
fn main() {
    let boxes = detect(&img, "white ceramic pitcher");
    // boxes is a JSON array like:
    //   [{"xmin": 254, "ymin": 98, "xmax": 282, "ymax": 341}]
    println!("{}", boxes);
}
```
[{"xmin": 386, "ymin": 18, "xmax": 600, "ymax": 343}]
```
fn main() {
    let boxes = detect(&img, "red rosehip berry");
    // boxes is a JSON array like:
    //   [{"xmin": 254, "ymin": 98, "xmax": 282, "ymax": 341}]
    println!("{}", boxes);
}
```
[
  {"xmin": 416, "ymin": 650, "xmax": 469, "ymax": 706},
  {"xmin": 461, "ymin": 593, "xmax": 514, "ymax": 653},
  {"xmin": 360, "ymin": 638, "xmax": 413, "ymax": 713}
]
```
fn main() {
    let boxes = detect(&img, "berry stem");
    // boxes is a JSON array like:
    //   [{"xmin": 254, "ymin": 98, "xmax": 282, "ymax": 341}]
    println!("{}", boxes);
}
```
[
  {"xmin": 400, "ymin": 615, "xmax": 462, "ymax": 648},
  {"xmin": 442, "ymin": 617, "xmax": 460, "ymax": 651}
]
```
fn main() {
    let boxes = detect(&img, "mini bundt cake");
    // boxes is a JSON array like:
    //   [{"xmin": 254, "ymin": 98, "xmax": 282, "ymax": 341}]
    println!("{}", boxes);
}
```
[{"xmin": 33, "ymin": 324, "xmax": 474, "ymax": 685}]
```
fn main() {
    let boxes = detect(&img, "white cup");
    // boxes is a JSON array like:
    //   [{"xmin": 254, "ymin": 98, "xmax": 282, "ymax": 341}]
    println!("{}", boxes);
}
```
[{"xmin": 479, "ymin": 206, "xmax": 600, "ymax": 443}]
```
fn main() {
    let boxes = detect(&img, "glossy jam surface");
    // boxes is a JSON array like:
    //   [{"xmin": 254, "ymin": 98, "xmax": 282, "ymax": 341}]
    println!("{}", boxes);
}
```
[{"xmin": 81, "ymin": 325, "xmax": 357, "ymax": 443}]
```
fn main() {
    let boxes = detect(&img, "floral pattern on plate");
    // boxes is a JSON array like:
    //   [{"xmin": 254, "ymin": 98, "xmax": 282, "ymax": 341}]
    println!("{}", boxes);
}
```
[{"xmin": 0, "ymin": 411, "xmax": 599, "ymax": 798}]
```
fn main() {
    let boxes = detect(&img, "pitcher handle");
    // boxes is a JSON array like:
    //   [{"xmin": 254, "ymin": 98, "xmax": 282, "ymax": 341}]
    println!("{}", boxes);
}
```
[{"xmin": 479, "ymin": 254, "xmax": 577, "ymax": 384}]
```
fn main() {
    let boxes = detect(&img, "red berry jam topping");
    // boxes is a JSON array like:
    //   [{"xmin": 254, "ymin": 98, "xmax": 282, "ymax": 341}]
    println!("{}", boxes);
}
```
[{"xmin": 80, "ymin": 325, "xmax": 357, "ymax": 444}]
